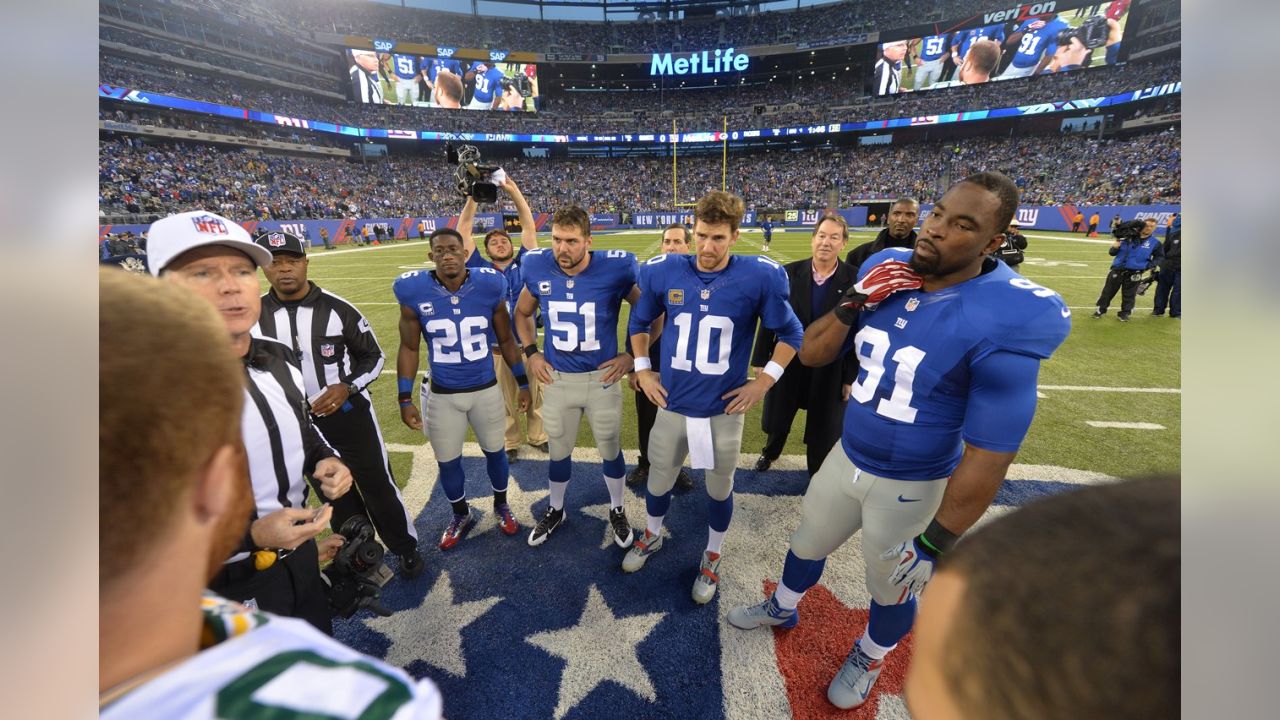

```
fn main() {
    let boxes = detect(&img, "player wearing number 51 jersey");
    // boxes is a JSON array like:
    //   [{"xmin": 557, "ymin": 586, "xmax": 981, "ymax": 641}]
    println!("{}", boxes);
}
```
[
  {"xmin": 625, "ymin": 191, "xmax": 804, "ymax": 605},
  {"xmin": 514, "ymin": 206, "xmax": 641, "ymax": 550},
  {"xmin": 394, "ymin": 229, "xmax": 531, "ymax": 551},
  {"xmin": 727, "ymin": 173, "xmax": 1070, "ymax": 711}
]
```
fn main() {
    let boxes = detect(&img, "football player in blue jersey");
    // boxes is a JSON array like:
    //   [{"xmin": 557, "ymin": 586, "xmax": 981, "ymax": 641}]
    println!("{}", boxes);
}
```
[
  {"xmin": 456, "ymin": 172, "xmax": 548, "ymax": 461},
  {"xmin": 465, "ymin": 62, "xmax": 508, "ymax": 111},
  {"xmin": 394, "ymin": 228, "xmax": 532, "ymax": 550},
  {"xmin": 1001, "ymin": 14, "xmax": 1071, "ymax": 78},
  {"xmin": 726, "ymin": 172, "xmax": 1071, "ymax": 710},
  {"xmin": 623, "ymin": 191, "xmax": 805, "ymax": 605},
  {"xmin": 913, "ymin": 33, "xmax": 951, "ymax": 89},
  {"xmin": 390, "ymin": 53, "xmax": 421, "ymax": 105},
  {"xmin": 424, "ymin": 56, "xmax": 463, "ymax": 107},
  {"xmin": 514, "ymin": 206, "xmax": 641, "ymax": 549}
]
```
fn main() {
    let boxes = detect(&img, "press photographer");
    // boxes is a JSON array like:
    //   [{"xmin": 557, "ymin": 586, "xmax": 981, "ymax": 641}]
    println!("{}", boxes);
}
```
[
  {"xmin": 1091, "ymin": 218, "xmax": 1162, "ymax": 322},
  {"xmin": 993, "ymin": 218, "xmax": 1028, "ymax": 268}
]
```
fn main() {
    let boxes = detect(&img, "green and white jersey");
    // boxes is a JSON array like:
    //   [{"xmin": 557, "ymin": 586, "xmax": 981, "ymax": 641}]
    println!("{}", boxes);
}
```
[{"xmin": 101, "ymin": 594, "xmax": 443, "ymax": 720}]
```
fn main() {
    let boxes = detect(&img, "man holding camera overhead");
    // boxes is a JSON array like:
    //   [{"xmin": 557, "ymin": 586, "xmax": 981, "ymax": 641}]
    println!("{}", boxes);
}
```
[{"xmin": 1092, "ymin": 218, "xmax": 1162, "ymax": 322}]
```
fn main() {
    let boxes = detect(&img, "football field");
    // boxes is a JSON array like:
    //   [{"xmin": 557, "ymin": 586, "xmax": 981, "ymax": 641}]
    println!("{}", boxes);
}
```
[{"xmin": 280, "ymin": 227, "xmax": 1181, "ymax": 484}]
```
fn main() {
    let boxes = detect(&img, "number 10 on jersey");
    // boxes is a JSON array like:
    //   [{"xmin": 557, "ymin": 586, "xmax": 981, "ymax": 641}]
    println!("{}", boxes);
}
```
[{"xmin": 669, "ymin": 312, "xmax": 734, "ymax": 375}]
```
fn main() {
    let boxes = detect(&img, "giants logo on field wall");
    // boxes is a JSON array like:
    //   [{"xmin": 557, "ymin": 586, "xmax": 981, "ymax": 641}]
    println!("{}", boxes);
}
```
[
  {"xmin": 983, "ymin": 1, "xmax": 1056, "ymax": 24},
  {"xmin": 1016, "ymin": 208, "xmax": 1040, "ymax": 226}
]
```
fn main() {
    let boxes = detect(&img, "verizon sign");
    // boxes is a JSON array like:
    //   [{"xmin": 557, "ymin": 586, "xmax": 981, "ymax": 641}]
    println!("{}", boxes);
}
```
[{"xmin": 983, "ymin": 1, "xmax": 1057, "ymax": 24}]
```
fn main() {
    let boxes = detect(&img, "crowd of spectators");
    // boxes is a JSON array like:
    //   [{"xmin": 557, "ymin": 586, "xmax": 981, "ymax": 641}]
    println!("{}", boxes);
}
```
[
  {"xmin": 100, "ymin": 105, "xmax": 351, "ymax": 150},
  {"xmin": 101, "ymin": 46, "xmax": 1181, "ymax": 136},
  {"xmin": 99, "ymin": 127, "xmax": 1181, "ymax": 223}
]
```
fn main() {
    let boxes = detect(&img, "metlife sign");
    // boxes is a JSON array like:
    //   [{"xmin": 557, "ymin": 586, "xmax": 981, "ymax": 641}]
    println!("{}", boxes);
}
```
[{"xmin": 650, "ymin": 48, "xmax": 749, "ymax": 76}]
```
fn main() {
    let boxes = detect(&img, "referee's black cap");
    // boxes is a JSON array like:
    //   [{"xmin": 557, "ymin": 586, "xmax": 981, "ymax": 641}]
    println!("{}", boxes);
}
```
[{"xmin": 256, "ymin": 231, "xmax": 307, "ymax": 256}]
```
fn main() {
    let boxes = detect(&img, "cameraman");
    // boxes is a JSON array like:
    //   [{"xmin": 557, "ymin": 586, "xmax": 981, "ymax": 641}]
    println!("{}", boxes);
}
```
[
  {"xmin": 992, "ymin": 218, "xmax": 1028, "ymax": 269},
  {"xmin": 1152, "ymin": 215, "xmax": 1181, "ymax": 318},
  {"xmin": 458, "ymin": 170, "xmax": 548, "ymax": 461},
  {"xmin": 1092, "ymin": 218, "xmax": 1162, "ymax": 322}
]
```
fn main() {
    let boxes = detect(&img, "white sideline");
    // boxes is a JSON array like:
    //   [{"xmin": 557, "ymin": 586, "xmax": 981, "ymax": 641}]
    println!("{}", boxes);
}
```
[{"xmin": 1085, "ymin": 421, "xmax": 1167, "ymax": 430}]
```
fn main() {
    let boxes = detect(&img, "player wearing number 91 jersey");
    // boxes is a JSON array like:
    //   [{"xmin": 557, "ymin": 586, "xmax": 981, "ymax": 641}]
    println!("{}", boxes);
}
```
[
  {"xmin": 726, "ymin": 173, "xmax": 1070, "ymax": 711},
  {"xmin": 514, "ymin": 206, "xmax": 641, "ymax": 550},
  {"xmin": 624, "ymin": 191, "xmax": 804, "ymax": 605},
  {"xmin": 394, "ymin": 229, "xmax": 531, "ymax": 551}
]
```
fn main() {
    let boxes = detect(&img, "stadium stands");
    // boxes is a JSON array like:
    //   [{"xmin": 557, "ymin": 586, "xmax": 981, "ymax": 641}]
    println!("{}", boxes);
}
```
[{"xmin": 99, "ymin": 127, "xmax": 1181, "ymax": 222}]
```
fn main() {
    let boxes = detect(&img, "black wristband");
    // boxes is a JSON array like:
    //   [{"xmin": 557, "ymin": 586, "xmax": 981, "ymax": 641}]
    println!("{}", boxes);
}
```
[
  {"xmin": 917, "ymin": 518, "xmax": 960, "ymax": 557},
  {"xmin": 398, "ymin": 391, "xmax": 413, "ymax": 403},
  {"xmin": 833, "ymin": 299, "xmax": 863, "ymax": 325},
  {"xmin": 514, "ymin": 373, "xmax": 529, "ymax": 388},
  {"xmin": 523, "ymin": 344, "xmax": 540, "ymax": 359}
]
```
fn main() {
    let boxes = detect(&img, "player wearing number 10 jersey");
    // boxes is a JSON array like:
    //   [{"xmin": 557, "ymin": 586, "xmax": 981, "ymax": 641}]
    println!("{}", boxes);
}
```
[
  {"xmin": 625, "ymin": 191, "xmax": 804, "ymax": 604},
  {"xmin": 727, "ymin": 173, "xmax": 1071, "ymax": 711},
  {"xmin": 514, "ymin": 206, "xmax": 641, "ymax": 549},
  {"xmin": 394, "ymin": 229, "xmax": 531, "ymax": 550}
]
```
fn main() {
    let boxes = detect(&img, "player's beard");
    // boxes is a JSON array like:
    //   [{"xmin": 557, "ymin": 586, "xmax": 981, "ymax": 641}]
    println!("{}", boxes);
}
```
[
  {"xmin": 908, "ymin": 239, "xmax": 942, "ymax": 276},
  {"xmin": 206, "ymin": 444, "xmax": 257, "ymax": 583},
  {"xmin": 557, "ymin": 248, "xmax": 586, "ymax": 270}
]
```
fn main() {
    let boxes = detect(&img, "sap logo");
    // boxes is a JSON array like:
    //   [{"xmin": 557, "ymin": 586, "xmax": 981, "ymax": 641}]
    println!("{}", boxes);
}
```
[
  {"xmin": 650, "ymin": 48, "xmax": 749, "ymax": 76},
  {"xmin": 373, "ymin": 38, "xmax": 395, "ymax": 53},
  {"xmin": 489, "ymin": 50, "xmax": 509, "ymax": 62},
  {"xmin": 436, "ymin": 47, "xmax": 457, "ymax": 58},
  {"xmin": 983, "ymin": 1, "xmax": 1056, "ymax": 24},
  {"xmin": 1016, "ymin": 208, "xmax": 1040, "ymax": 225}
]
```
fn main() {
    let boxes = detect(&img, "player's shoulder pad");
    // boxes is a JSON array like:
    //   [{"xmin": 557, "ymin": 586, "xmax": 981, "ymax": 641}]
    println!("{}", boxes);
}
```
[
  {"xmin": 964, "ymin": 263, "xmax": 1071, "ymax": 359},
  {"xmin": 858, "ymin": 247, "xmax": 913, "ymax": 279},
  {"xmin": 471, "ymin": 265, "xmax": 507, "ymax": 293},
  {"xmin": 392, "ymin": 268, "xmax": 430, "ymax": 300}
]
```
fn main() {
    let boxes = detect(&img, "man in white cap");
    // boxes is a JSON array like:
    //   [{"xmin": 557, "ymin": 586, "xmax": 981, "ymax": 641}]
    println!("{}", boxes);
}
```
[
  {"xmin": 147, "ymin": 210, "xmax": 354, "ymax": 634},
  {"xmin": 992, "ymin": 217, "xmax": 1028, "ymax": 269}
]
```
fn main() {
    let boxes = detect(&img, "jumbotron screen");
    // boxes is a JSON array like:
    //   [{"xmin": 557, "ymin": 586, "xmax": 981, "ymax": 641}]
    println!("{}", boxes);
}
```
[
  {"xmin": 346, "ymin": 49, "xmax": 540, "ymax": 112},
  {"xmin": 872, "ymin": 0, "xmax": 1131, "ymax": 95}
]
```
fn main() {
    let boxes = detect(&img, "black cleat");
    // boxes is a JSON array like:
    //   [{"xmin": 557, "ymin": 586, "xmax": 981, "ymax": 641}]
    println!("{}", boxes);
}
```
[
  {"xmin": 675, "ymin": 468, "xmax": 694, "ymax": 492},
  {"xmin": 626, "ymin": 465, "xmax": 649, "ymax": 487},
  {"xmin": 399, "ymin": 551, "xmax": 425, "ymax": 579},
  {"xmin": 528, "ymin": 506, "xmax": 566, "ymax": 546},
  {"xmin": 507, "ymin": 448, "xmax": 519, "ymax": 463}
]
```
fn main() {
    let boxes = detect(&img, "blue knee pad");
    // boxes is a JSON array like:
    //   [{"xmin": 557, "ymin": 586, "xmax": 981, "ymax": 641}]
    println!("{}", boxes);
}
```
[
  {"xmin": 707, "ymin": 493, "xmax": 734, "ymax": 533},
  {"xmin": 645, "ymin": 489, "xmax": 672, "ymax": 519},
  {"xmin": 780, "ymin": 550, "xmax": 827, "ymax": 594},
  {"xmin": 438, "ymin": 457, "xmax": 466, "ymax": 503},
  {"xmin": 483, "ymin": 449, "xmax": 509, "ymax": 492},
  {"xmin": 867, "ymin": 599, "xmax": 917, "ymax": 647},
  {"xmin": 603, "ymin": 452, "xmax": 625, "ymax": 479},
  {"xmin": 549, "ymin": 457, "xmax": 572, "ymax": 484}
]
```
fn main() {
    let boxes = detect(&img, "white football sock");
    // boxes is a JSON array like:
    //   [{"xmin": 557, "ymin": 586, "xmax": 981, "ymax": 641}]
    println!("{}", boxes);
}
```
[
  {"xmin": 773, "ymin": 582, "xmax": 804, "ymax": 611},
  {"xmin": 549, "ymin": 481, "xmax": 568, "ymax": 511},
  {"xmin": 858, "ymin": 630, "xmax": 895, "ymax": 660},
  {"xmin": 645, "ymin": 514, "xmax": 665, "ymax": 537},
  {"xmin": 705, "ymin": 528, "xmax": 726, "ymax": 555},
  {"xmin": 603, "ymin": 474, "xmax": 625, "ymax": 508}
]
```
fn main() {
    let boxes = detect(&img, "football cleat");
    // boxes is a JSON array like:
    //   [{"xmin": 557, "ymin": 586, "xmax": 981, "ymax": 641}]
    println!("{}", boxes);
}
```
[
  {"xmin": 495, "ymin": 503, "xmax": 519, "ymax": 536},
  {"xmin": 439, "ymin": 507, "xmax": 477, "ymax": 550},
  {"xmin": 727, "ymin": 595, "xmax": 799, "ymax": 630},
  {"xmin": 608, "ymin": 506, "xmax": 634, "ymax": 548},
  {"xmin": 625, "ymin": 465, "xmax": 649, "ymax": 487},
  {"xmin": 527, "ymin": 506, "xmax": 566, "ymax": 547},
  {"xmin": 621, "ymin": 530, "xmax": 664, "ymax": 573},
  {"xmin": 398, "ymin": 551, "xmax": 425, "ymax": 580},
  {"xmin": 691, "ymin": 551, "xmax": 722, "ymax": 604},
  {"xmin": 827, "ymin": 641, "xmax": 885, "ymax": 710},
  {"xmin": 675, "ymin": 468, "xmax": 694, "ymax": 491}
]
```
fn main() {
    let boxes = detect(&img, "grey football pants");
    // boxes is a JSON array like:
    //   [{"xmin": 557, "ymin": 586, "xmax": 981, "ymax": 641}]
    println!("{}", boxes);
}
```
[
  {"xmin": 540, "ymin": 368, "xmax": 622, "ymax": 462},
  {"xmin": 646, "ymin": 408, "xmax": 745, "ymax": 501}
]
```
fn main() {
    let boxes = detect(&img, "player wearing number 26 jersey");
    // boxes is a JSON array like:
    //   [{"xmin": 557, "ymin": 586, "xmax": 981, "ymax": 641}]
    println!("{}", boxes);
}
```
[
  {"xmin": 624, "ymin": 191, "xmax": 804, "ymax": 605},
  {"xmin": 514, "ymin": 207, "xmax": 641, "ymax": 551},
  {"xmin": 727, "ymin": 173, "xmax": 1070, "ymax": 711},
  {"xmin": 395, "ymin": 229, "xmax": 531, "ymax": 550}
]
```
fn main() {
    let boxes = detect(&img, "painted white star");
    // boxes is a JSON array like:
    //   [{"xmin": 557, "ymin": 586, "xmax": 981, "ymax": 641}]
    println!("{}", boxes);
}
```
[
  {"xmin": 525, "ymin": 585, "xmax": 667, "ymax": 719},
  {"xmin": 579, "ymin": 487, "xmax": 654, "ymax": 550},
  {"xmin": 365, "ymin": 569, "xmax": 500, "ymax": 678}
]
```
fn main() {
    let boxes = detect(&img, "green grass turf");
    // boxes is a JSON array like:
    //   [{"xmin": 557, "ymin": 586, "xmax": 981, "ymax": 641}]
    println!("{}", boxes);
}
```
[{"xmin": 279, "ymin": 228, "xmax": 1180, "ymax": 489}]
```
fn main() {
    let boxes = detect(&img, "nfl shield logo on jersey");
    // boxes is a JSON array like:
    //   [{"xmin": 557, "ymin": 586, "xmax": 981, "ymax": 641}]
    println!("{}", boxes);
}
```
[
  {"xmin": 905, "ymin": 297, "xmax": 920, "ymax": 312},
  {"xmin": 267, "ymin": 232, "xmax": 287, "ymax": 247},
  {"xmin": 320, "ymin": 343, "xmax": 336, "ymax": 358}
]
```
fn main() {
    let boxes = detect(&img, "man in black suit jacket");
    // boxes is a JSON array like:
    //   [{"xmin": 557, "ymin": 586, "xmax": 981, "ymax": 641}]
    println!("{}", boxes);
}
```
[
  {"xmin": 845, "ymin": 198, "xmax": 919, "ymax": 271},
  {"xmin": 751, "ymin": 214, "xmax": 858, "ymax": 477}
]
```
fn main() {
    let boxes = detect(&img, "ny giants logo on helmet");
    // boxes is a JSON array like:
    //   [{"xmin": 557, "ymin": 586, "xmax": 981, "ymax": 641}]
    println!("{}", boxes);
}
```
[
  {"xmin": 267, "ymin": 233, "xmax": 287, "ymax": 247},
  {"xmin": 191, "ymin": 215, "xmax": 228, "ymax": 235}
]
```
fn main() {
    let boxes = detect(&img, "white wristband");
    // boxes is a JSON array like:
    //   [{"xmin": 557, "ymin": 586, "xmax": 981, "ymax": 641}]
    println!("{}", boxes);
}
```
[
  {"xmin": 762, "ymin": 361, "xmax": 785, "ymax": 382},
  {"xmin": 634, "ymin": 357, "xmax": 653, "ymax": 372}
]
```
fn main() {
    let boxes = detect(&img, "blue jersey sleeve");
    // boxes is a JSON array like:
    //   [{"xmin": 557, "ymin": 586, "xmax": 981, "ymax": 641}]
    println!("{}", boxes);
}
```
[
  {"xmin": 628, "ymin": 257, "xmax": 665, "ymax": 335},
  {"xmin": 391, "ymin": 271, "xmax": 421, "ymax": 308},
  {"xmin": 758, "ymin": 261, "xmax": 804, "ymax": 348},
  {"xmin": 465, "ymin": 248, "xmax": 488, "ymax": 268},
  {"xmin": 961, "ymin": 350, "xmax": 1041, "ymax": 453}
]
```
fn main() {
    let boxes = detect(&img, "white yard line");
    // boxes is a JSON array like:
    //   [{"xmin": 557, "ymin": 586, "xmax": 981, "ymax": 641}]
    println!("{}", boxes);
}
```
[
  {"xmin": 1041, "ymin": 385, "xmax": 1180, "ymax": 393},
  {"xmin": 1085, "ymin": 421, "xmax": 1167, "ymax": 430}
]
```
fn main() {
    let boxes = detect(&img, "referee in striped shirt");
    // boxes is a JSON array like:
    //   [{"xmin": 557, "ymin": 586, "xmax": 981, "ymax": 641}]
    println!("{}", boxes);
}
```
[
  {"xmin": 148, "ymin": 211, "xmax": 354, "ymax": 635},
  {"xmin": 254, "ymin": 231, "xmax": 424, "ymax": 578}
]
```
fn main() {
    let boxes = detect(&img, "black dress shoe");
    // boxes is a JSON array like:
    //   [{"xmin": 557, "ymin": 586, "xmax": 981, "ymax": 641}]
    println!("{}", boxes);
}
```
[
  {"xmin": 399, "ymin": 551, "xmax": 425, "ymax": 579},
  {"xmin": 675, "ymin": 468, "xmax": 694, "ymax": 491},
  {"xmin": 754, "ymin": 455, "xmax": 774, "ymax": 472},
  {"xmin": 626, "ymin": 465, "xmax": 649, "ymax": 487},
  {"xmin": 531, "ymin": 442, "xmax": 549, "ymax": 453}
]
